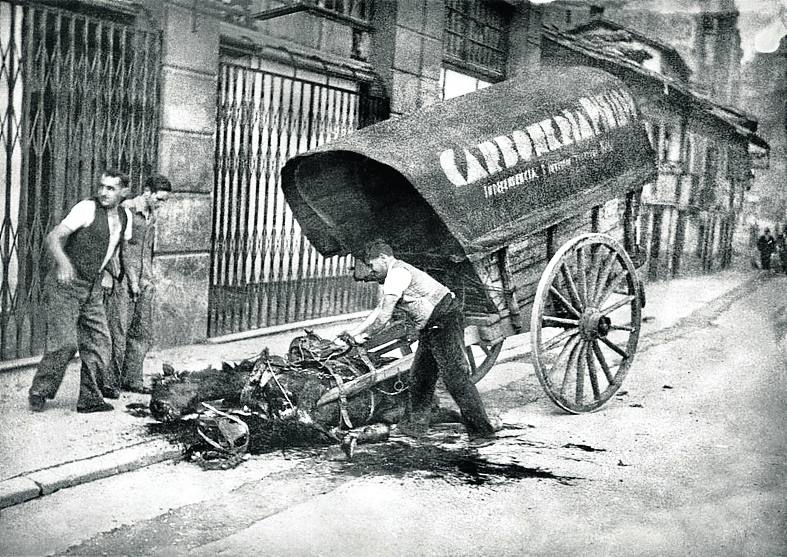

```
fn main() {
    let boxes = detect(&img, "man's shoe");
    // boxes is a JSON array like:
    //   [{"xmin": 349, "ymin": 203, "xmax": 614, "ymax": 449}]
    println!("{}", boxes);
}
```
[
  {"xmin": 29, "ymin": 394, "xmax": 46, "ymax": 412},
  {"xmin": 123, "ymin": 385, "xmax": 152, "ymax": 395},
  {"xmin": 100, "ymin": 387, "xmax": 120, "ymax": 400},
  {"xmin": 468, "ymin": 433, "xmax": 496, "ymax": 449},
  {"xmin": 77, "ymin": 401, "xmax": 114, "ymax": 413}
]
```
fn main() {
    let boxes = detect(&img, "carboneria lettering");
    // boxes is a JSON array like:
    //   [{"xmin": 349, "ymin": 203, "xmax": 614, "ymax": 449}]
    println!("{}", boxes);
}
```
[{"xmin": 439, "ymin": 87, "xmax": 637, "ymax": 187}]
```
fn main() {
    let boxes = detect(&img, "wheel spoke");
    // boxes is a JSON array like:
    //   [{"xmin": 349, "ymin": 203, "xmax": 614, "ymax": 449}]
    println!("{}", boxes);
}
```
[
  {"xmin": 591, "ymin": 340, "xmax": 614, "ymax": 383},
  {"xmin": 600, "ymin": 336, "xmax": 628, "ymax": 359},
  {"xmin": 575, "ymin": 343, "xmax": 586, "ymax": 404},
  {"xmin": 609, "ymin": 324, "xmax": 634, "ymax": 332},
  {"xmin": 542, "ymin": 315, "xmax": 579, "ymax": 327},
  {"xmin": 549, "ymin": 286, "xmax": 581, "ymax": 319},
  {"xmin": 586, "ymin": 344, "xmax": 601, "ymax": 400},
  {"xmin": 597, "ymin": 270, "xmax": 630, "ymax": 307},
  {"xmin": 587, "ymin": 245, "xmax": 604, "ymax": 305},
  {"xmin": 542, "ymin": 328, "xmax": 579, "ymax": 352},
  {"xmin": 592, "ymin": 251, "xmax": 619, "ymax": 306},
  {"xmin": 560, "ymin": 338, "xmax": 583, "ymax": 397},
  {"xmin": 576, "ymin": 246, "xmax": 588, "ymax": 307},
  {"xmin": 560, "ymin": 262, "xmax": 584, "ymax": 312},
  {"xmin": 600, "ymin": 295, "xmax": 636, "ymax": 316},
  {"xmin": 553, "ymin": 335, "xmax": 581, "ymax": 393}
]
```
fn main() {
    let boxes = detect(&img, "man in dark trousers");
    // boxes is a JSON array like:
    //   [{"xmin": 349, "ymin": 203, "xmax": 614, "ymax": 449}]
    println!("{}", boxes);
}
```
[
  {"xmin": 339, "ymin": 240, "xmax": 497, "ymax": 447},
  {"xmin": 28, "ymin": 169, "xmax": 132, "ymax": 413},
  {"xmin": 105, "ymin": 174, "xmax": 171, "ymax": 394},
  {"xmin": 779, "ymin": 225, "xmax": 787, "ymax": 275},
  {"xmin": 757, "ymin": 227, "xmax": 776, "ymax": 271}
]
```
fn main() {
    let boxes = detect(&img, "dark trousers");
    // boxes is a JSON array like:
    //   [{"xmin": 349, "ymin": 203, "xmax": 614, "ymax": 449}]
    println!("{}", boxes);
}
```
[
  {"xmin": 409, "ymin": 303, "xmax": 494, "ymax": 437},
  {"xmin": 29, "ymin": 275, "xmax": 111, "ymax": 408},
  {"xmin": 761, "ymin": 252, "xmax": 772, "ymax": 270},
  {"xmin": 105, "ymin": 278, "xmax": 154, "ymax": 390}
]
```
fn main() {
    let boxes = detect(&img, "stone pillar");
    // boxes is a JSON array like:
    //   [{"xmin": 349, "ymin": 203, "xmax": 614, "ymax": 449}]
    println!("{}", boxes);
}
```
[
  {"xmin": 369, "ymin": 0, "xmax": 444, "ymax": 115},
  {"xmin": 152, "ymin": 1, "xmax": 220, "ymax": 347}
]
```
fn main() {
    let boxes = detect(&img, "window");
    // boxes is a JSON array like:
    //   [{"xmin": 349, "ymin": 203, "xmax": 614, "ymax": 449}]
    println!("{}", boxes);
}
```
[
  {"xmin": 444, "ymin": 0, "xmax": 510, "ymax": 81},
  {"xmin": 660, "ymin": 128, "xmax": 671, "ymax": 161},
  {"xmin": 439, "ymin": 67, "xmax": 492, "ymax": 100}
]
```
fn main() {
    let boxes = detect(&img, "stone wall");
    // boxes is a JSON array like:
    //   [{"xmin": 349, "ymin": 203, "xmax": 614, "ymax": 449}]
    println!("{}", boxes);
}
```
[
  {"xmin": 370, "ymin": 0, "xmax": 444, "ymax": 115},
  {"xmin": 149, "ymin": 0, "xmax": 221, "ymax": 347}
]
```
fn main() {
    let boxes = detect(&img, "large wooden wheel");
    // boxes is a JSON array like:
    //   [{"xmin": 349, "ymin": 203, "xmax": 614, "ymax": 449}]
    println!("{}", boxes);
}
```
[{"xmin": 531, "ymin": 233, "xmax": 642, "ymax": 413}]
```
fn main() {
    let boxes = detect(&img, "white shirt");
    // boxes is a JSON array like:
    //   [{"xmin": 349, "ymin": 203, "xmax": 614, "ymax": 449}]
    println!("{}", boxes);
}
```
[
  {"xmin": 382, "ymin": 266, "xmax": 412, "ymax": 298},
  {"xmin": 61, "ymin": 200, "xmax": 133, "ymax": 273}
]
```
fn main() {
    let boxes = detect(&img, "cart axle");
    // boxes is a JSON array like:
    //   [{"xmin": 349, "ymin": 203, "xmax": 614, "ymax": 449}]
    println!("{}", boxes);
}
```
[{"xmin": 579, "ymin": 310, "xmax": 612, "ymax": 340}]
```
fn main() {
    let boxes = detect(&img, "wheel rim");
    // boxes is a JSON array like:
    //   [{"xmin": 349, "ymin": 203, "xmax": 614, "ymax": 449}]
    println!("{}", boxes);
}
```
[
  {"xmin": 531, "ymin": 233, "xmax": 642, "ymax": 413},
  {"xmin": 467, "ymin": 340, "xmax": 504, "ymax": 384}
]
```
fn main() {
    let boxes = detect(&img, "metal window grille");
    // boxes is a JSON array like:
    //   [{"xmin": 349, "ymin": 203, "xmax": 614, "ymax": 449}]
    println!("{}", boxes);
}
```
[
  {"xmin": 209, "ymin": 57, "xmax": 389, "ymax": 337},
  {"xmin": 0, "ymin": 0, "xmax": 161, "ymax": 361},
  {"xmin": 444, "ymin": 0, "xmax": 510, "ymax": 80}
]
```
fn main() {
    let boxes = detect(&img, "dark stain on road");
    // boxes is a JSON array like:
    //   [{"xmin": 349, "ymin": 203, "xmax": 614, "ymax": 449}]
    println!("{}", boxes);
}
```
[
  {"xmin": 338, "ymin": 442, "xmax": 581, "ymax": 486},
  {"xmin": 562, "ymin": 443, "xmax": 606, "ymax": 452}
]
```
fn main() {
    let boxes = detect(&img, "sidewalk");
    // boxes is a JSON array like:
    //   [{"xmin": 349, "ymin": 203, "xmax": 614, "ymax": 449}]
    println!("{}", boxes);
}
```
[{"xmin": 0, "ymin": 268, "xmax": 765, "ymax": 509}]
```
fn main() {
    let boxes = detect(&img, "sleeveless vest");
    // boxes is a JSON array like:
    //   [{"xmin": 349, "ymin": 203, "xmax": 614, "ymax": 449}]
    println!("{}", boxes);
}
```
[
  {"xmin": 390, "ymin": 260, "xmax": 450, "ymax": 330},
  {"xmin": 64, "ymin": 199, "xmax": 128, "ymax": 282}
]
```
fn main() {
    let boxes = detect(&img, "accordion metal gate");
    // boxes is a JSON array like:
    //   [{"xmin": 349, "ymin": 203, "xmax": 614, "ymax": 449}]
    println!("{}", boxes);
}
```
[
  {"xmin": 209, "ymin": 59, "xmax": 389, "ymax": 337},
  {"xmin": 0, "ymin": 1, "xmax": 161, "ymax": 361}
]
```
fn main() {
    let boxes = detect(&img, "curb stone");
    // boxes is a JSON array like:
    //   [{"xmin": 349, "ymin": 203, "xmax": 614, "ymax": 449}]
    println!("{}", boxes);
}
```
[
  {"xmin": 0, "ymin": 477, "xmax": 40, "ymax": 509},
  {"xmin": 0, "ymin": 440, "xmax": 182, "ymax": 510}
]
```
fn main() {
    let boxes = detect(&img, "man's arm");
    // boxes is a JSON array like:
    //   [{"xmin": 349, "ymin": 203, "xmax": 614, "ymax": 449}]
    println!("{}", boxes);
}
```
[
  {"xmin": 46, "ymin": 224, "xmax": 76, "ymax": 285},
  {"xmin": 348, "ymin": 304, "xmax": 382, "ymax": 337},
  {"xmin": 121, "ymin": 216, "xmax": 142, "ymax": 299},
  {"xmin": 349, "ymin": 294, "xmax": 399, "ymax": 340}
]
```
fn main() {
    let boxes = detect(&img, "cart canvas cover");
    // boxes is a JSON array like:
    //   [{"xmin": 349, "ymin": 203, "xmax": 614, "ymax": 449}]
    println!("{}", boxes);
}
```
[{"xmin": 282, "ymin": 66, "xmax": 656, "ymax": 263}]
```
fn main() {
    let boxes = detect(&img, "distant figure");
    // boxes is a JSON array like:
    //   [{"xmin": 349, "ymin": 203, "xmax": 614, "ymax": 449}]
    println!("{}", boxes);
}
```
[
  {"xmin": 757, "ymin": 228, "xmax": 776, "ymax": 271},
  {"xmin": 776, "ymin": 225, "xmax": 787, "ymax": 275}
]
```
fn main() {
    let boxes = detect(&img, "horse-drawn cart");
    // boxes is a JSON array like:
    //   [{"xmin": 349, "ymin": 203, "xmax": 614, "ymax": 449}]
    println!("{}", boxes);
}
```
[{"xmin": 281, "ymin": 66, "xmax": 657, "ymax": 415}]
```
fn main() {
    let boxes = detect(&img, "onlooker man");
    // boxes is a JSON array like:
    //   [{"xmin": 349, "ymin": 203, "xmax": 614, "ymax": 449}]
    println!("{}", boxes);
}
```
[
  {"xmin": 29, "ymin": 169, "xmax": 132, "ymax": 413},
  {"xmin": 757, "ymin": 227, "xmax": 776, "ymax": 271},
  {"xmin": 106, "ymin": 174, "xmax": 171, "ymax": 394},
  {"xmin": 340, "ymin": 240, "xmax": 497, "ymax": 447},
  {"xmin": 776, "ymin": 225, "xmax": 787, "ymax": 275}
]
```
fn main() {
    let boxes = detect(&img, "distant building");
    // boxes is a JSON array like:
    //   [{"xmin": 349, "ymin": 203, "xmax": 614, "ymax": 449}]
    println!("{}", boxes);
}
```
[
  {"xmin": 739, "ymin": 37, "xmax": 787, "ymax": 224},
  {"xmin": 551, "ymin": 0, "xmax": 743, "ymax": 105},
  {"xmin": 541, "ymin": 16, "xmax": 768, "ymax": 278}
]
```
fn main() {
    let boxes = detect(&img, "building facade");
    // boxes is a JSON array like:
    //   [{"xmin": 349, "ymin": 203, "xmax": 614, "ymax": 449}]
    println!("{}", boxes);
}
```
[
  {"xmin": 0, "ymin": 0, "xmax": 544, "ymax": 363},
  {"xmin": 539, "ymin": 8, "xmax": 765, "ymax": 279},
  {"xmin": 0, "ymin": 0, "xmax": 766, "ymax": 366}
]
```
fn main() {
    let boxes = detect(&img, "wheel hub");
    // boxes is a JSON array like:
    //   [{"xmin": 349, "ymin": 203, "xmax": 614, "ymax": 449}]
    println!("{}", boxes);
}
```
[{"xmin": 579, "ymin": 309, "xmax": 612, "ymax": 340}]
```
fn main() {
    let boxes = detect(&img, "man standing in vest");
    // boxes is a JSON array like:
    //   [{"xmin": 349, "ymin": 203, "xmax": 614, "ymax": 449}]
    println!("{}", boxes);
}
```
[
  {"xmin": 28, "ymin": 169, "xmax": 132, "ymax": 413},
  {"xmin": 105, "ymin": 174, "xmax": 172, "ymax": 394},
  {"xmin": 341, "ymin": 240, "xmax": 497, "ymax": 447}
]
